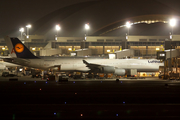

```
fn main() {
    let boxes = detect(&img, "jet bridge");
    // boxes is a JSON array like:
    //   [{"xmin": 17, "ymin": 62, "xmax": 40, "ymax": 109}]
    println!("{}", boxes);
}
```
[
  {"xmin": 157, "ymin": 49, "xmax": 180, "ymax": 79},
  {"xmin": 110, "ymin": 49, "xmax": 134, "ymax": 59},
  {"xmin": 70, "ymin": 48, "xmax": 92, "ymax": 56}
]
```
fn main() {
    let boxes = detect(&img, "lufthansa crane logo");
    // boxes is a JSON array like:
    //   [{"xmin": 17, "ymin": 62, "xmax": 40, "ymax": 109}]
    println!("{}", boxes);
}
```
[{"xmin": 15, "ymin": 43, "xmax": 24, "ymax": 53}]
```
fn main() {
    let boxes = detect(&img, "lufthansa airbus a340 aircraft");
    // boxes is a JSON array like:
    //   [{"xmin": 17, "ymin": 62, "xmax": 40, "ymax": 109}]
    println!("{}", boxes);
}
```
[{"xmin": 3, "ymin": 36, "xmax": 164, "ymax": 76}]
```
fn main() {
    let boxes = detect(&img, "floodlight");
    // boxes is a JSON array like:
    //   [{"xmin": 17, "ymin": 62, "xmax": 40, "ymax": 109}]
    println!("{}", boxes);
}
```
[
  {"xmin": 85, "ymin": 23, "xmax": 90, "ymax": 30},
  {"xmin": 56, "ymin": 25, "xmax": 60, "ymax": 31},
  {"xmin": 19, "ymin": 28, "xmax": 24, "ymax": 32},
  {"xmin": 169, "ymin": 18, "xmax": 176, "ymax": 27},
  {"xmin": 126, "ymin": 21, "xmax": 131, "ymax": 28}
]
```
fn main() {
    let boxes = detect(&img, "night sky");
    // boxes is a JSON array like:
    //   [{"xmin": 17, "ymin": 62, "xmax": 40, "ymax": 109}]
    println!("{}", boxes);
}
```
[{"xmin": 0, "ymin": 0, "xmax": 180, "ymax": 39}]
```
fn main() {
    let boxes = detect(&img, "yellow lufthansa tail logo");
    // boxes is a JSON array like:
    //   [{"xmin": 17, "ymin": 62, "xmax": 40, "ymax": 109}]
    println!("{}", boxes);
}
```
[{"xmin": 15, "ymin": 43, "xmax": 24, "ymax": 53}]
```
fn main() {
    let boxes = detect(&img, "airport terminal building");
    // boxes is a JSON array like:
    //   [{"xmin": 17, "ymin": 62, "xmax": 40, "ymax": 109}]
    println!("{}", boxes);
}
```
[{"xmin": 0, "ymin": 34, "xmax": 179, "ymax": 59}]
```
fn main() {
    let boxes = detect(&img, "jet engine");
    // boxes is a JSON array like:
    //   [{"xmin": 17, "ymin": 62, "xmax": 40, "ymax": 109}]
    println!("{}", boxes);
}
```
[
  {"xmin": 100, "ymin": 66, "xmax": 125, "ymax": 76},
  {"xmin": 101, "ymin": 66, "xmax": 115, "ymax": 73},
  {"xmin": 114, "ymin": 68, "xmax": 126, "ymax": 76}
]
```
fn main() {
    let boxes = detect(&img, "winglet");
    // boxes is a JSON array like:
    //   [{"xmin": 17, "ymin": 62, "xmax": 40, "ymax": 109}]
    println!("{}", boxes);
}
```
[{"xmin": 83, "ymin": 60, "xmax": 89, "ymax": 65}]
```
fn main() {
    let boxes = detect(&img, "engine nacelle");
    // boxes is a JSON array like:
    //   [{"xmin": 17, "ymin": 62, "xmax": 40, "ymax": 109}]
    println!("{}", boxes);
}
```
[
  {"xmin": 114, "ymin": 68, "xmax": 126, "ymax": 76},
  {"xmin": 101, "ymin": 66, "xmax": 115, "ymax": 73},
  {"xmin": 100, "ymin": 66, "xmax": 125, "ymax": 76}
]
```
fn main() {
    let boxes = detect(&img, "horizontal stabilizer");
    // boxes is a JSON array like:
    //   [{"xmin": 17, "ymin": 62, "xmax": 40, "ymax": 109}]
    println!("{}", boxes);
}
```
[{"xmin": 3, "ymin": 58, "xmax": 30, "ymax": 66}]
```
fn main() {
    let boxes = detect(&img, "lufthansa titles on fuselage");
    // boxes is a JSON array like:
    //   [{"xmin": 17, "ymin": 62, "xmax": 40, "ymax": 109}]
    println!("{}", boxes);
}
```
[{"xmin": 148, "ymin": 60, "xmax": 161, "ymax": 63}]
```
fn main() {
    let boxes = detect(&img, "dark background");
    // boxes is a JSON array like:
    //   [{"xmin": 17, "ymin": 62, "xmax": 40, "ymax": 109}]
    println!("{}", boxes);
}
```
[{"xmin": 0, "ymin": 0, "xmax": 180, "ymax": 39}]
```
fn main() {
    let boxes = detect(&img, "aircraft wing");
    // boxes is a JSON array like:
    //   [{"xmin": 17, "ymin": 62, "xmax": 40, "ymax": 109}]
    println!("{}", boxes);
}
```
[
  {"xmin": 83, "ymin": 59, "xmax": 106, "ymax": 73},
  {"xmin": 82, "ymin": 59, "xmax": 126, "ymax": 76},
  {"xmin": 83, "ymin": 60, "xmax": 102, "ymax": 68}
]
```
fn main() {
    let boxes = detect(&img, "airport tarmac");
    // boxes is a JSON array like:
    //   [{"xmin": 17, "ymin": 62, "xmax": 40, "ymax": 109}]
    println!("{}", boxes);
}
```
[
  {"xmin": 0, "ymin": 76, "xmax": 180, "ymax": 119},
  {"xmin": 0, "ymin": 75, "xmax": 174, "ymax": 82}
]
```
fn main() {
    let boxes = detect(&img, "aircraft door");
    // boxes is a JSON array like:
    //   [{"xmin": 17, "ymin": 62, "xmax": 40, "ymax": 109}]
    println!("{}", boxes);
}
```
[{"xmin": 58, "ymin": 65, "xmax": 61, "ymax": 71}]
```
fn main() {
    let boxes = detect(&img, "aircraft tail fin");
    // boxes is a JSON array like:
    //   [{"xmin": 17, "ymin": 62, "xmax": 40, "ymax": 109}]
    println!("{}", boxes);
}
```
[{"xmin": 4, "ymin": 36, "xmax": 39, "ymax": 59}]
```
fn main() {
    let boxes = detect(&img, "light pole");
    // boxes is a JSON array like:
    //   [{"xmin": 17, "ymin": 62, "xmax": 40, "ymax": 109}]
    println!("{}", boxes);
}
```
[
  {"xmin": 169, "ymin": 18, "xmax": 177, "ymax": 77},
  {"xmin": 26, "ymin": 24, "xmax": 31, "ymax": 38},
  {"xmin": 55, "ymin": 24, "xmax": 60, "ymax": 40},
  {"xmin": 126, "ymin": 21, "xmax": 131, "ymax": 38},
  {"xmin": 85, "ymin": 23, "xmax": 89, "ymax": 41},
  {"xmin": 126, "ymin": 21, "xmax": 131, "ymax": 50},
  {"xmin": 19, "ymin": 27, "xmax": 24, "ymax": 40},
  {"xmin": 82, "ymin": 23, "xmax": 90, "ymax": 56}
]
